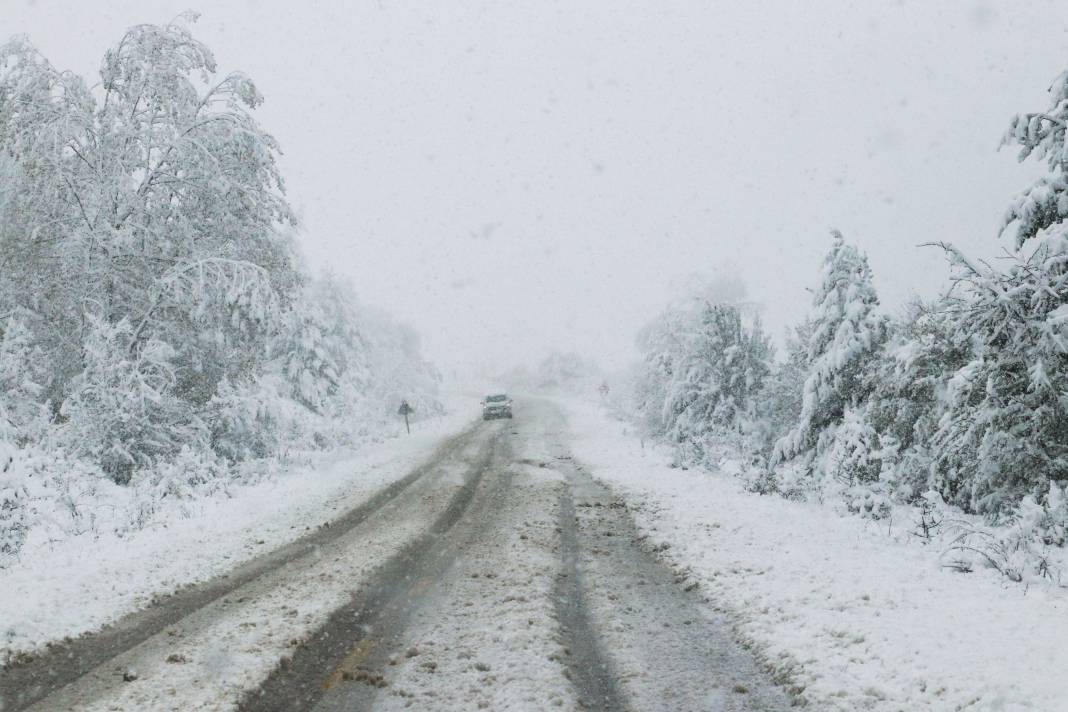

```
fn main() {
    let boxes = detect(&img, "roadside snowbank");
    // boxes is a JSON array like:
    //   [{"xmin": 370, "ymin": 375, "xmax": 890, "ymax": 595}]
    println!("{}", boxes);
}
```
[
  {"xmin": 560, "ymin": 398, "xmax": 1068, "ymax": 712},
  {"xmin": 0, "ymin": 400, "xmax": 474, "ymax": 664}
]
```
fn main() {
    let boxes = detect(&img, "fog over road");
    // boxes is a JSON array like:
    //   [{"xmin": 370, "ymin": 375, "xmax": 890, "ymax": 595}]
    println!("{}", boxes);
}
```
[{"xmin": 3, "ymin": 400, "xmax": 789, "ymax": 712}]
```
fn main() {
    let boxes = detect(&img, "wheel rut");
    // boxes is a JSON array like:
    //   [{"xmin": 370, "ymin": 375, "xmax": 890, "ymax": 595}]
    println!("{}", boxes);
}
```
[
  {"xmin": 0, "ymin": 421, "xmax": 480, "ymax": 712},
  {"xmin": 553, "ymin": 447, "xmax": 794, "ymax": 711},
  {"xmin": 6, "ymin": 401, "xmax": 795, "ymax": 712},
  {"xmin": 239, "ymin": 427, "xmax": 513, "ymax": 712},
  {"xmin": 553, "ymin": 477, "xmax": 628, "ymax": 712}
]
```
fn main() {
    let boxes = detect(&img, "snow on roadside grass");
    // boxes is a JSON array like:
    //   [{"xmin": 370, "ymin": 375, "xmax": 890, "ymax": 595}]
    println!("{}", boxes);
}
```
[
  {"xmin": 560, "ymin": 398, "xmax": 1068, "ymax": 712},
  {"xmin": 0, "ymin": 400, "xmax": 475, "ymax": 664}
]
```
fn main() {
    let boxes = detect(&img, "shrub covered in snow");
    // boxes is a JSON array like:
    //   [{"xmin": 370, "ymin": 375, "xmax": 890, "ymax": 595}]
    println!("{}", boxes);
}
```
[
  {"xmin": 0, "ymin": 441, "xmax": 28, "ymax": 565},
  {"xmin": 59, "ymin": 318, "xmax": 207, "ymax": 484}
]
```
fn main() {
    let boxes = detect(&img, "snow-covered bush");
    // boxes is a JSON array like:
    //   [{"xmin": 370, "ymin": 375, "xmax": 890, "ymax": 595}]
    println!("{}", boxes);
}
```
[
  {"xmin": 0, "ymin": 439, "xmax": 28, "ymax": 565},
  {"xmin": 0, "ymin": 313, "xmax": 48, "ymax": 443},
  {"xmin": 910, "ymin": 490, "xmax": 946, "ymax": 542},
  {"xmin": 0, "ymin": 439, "xmax": 121, "ymax": 565},
  {"xmin": 822, "ymin": 407, "xmax": 880, "ymax": 487},
  {"xmin": 942, "ymin": 481, "xmax": 1068, "ymax": 585},
  {"xmin": 1002, "ymin": 482, "xmax": 1068, "ymax": 583},
  {"xmin": 206, "ymin": 376, "xmax": 286, "ymax": 462},
  {"xmin": 803, "ymin": 408, "xmax": 890, "ymax": 519},
  {"xmin": 59, "ymin": 318, "xmax": 207, "ymax": 484},
  {"xmin": 124, "ymin": 448, "xmax": 230, "ymax": 530}
]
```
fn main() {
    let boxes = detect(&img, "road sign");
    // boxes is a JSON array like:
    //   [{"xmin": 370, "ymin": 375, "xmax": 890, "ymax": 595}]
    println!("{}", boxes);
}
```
[{"xmin": 398, "ymin": 400, "xmax": 413, "ymax": 433}]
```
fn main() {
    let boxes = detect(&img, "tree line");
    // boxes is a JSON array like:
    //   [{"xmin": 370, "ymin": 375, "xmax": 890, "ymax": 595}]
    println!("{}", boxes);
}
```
[
  {"xmin": 629, "ymin": 62, "xmax": 1068, "ymax": 581},
  {"xmin": 0, "ymin": 17, "xmax": 440, "ymax": 563}
]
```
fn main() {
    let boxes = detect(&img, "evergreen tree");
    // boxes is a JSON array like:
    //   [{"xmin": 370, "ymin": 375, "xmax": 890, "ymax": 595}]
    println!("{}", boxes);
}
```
[
  {"xmin": 773, "ymin": 232, "xmax": 887, "ymax": 464},
  {"xmin": 634, "ymin": 306, "xmax": 689, "ymax": 438},
  {"xmin": 641, "ymin": 301, "xmax": 772, "ymax": 464},
  {"xmin": 753, "ymin": 319, "xmax": 813, "ymax": 455},
  {"xmin": 1001, "ymin": 68, "xmax": 1068, "ymax": 251},
  {"xmin": 927, "ymin": 243, "xmax": 1068, "ymax": 514},
  {"xmin": 918, "ymin": 64, "xmax": 1068, "ymax": 514},
  {"xmin": 862, "ymin": 300, "xmax": 965, "ymax": 503}
]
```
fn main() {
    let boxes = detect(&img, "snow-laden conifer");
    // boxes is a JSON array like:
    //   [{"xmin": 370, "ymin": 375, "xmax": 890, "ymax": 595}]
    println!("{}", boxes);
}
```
[{"xmin": 773, "ymin": 232, "xmax": 887, "ymax": 465}]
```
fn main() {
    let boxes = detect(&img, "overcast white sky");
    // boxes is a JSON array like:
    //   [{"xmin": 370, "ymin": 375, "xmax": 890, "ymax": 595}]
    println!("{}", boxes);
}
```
[{"xmin": 5, "ymin": 1, "xmax": 1067, "ymax": 374}]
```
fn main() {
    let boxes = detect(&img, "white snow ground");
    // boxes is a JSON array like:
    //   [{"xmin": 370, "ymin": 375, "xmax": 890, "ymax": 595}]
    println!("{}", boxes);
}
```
[
  {"xmin": 559, "ymin": 397, "xmax": 1068, "ymax": 712},
  {"xmin": 0, "ymin": 400, "xmax": 475, "ymax": 665}
]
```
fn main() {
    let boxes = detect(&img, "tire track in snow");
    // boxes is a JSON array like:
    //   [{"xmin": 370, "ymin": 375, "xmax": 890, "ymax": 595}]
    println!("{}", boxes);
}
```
[
  {"xmin": 556, "ymin": 453, "xmax": 793, "ymax": 711},
  {"xmin": 238, "ymin": 425, "xmax": 510, "ymax": 712},
  {"xmin": 0, "ymin": 420, "xmax": 481, "ymax": 712},
  {"xmin": 554, "ymin": 478, "xmax": 629, "ymax": 712}
]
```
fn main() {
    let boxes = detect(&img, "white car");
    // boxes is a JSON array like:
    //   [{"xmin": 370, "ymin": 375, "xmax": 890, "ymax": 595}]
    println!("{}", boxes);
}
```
[{"xmin": 481, "ymin": 394, "xmax": 513, "ymax": 420}]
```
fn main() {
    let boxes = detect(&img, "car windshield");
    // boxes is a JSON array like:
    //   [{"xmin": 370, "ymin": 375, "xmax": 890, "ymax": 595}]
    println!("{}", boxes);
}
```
[{"xmin": 486, "ymin": 395, "xmax": 508, "ymax": 402}]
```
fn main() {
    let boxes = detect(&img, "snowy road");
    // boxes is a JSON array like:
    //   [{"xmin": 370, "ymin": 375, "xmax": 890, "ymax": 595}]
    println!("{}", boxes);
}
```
[{"xmin": 2, "ymin": 399, "xmax": 790, "ymax": 711}]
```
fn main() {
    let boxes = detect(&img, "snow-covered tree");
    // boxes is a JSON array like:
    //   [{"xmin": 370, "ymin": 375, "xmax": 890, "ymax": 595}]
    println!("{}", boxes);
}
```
[
  {"xmin": 358, "ymin": 305, "xmax": 443, "ymax": 421},
  {"xmin": 823, "ymin": 406, "xmax": 890, "ymax": 516},
  {"xmin": 752, "ymin": 319, "xmax": 813, "ymax": 455},
  {"xmin": 906, "ymin": 65, "xmax": 1068, "ymax": 515},
  {"xmin": 0, "ymin": 19, "xmax": 454, "ymax": 565},
  {"xmin": 0, "ymin": 16, "xmax": 297, "ymax": 414},
  {"xmin": 634, "ymin": 274, "xmax": 755, "ymax": 439},
  {"xmin": 661, "ymin": 303, "xmax": 771, "ymax": 446},
  {"xmin": 633, "ymin": 287, "xmax": 772, "ymax": 465},
  {"xmin": 773, "ymin": 231, "xmax": 887, "ymax": 465},
  {"xmin": 1001, "ymin": 68, "xmax": 1068, "ymax": 251},
  {"xmin": 857, "ymin": 300, "xmax": 967, "ymax": 503},
  {"xmin": 922, "ymin": 243, "xmax": 1068, "ymax": 514},
  {"xmin": 273, "ymin": 274, "xmax": 368, "ymax": 413},
  {"xmin": 634, "ymin": 306, "xmax": 691, "ymax": 437}
]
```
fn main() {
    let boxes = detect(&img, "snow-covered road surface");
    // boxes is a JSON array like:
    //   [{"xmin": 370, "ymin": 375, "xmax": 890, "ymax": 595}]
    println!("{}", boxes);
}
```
[{"xmin": 2, "ymin": 398, "xmax": 791, "ymax": 711}]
